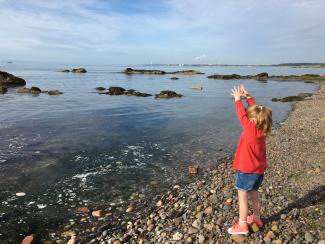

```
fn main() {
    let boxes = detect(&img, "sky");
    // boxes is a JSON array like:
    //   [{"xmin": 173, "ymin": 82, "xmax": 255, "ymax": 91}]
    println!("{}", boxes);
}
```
[{"xmin": 0, "ymin": 0, "xmax": 324, "ymax": 65}]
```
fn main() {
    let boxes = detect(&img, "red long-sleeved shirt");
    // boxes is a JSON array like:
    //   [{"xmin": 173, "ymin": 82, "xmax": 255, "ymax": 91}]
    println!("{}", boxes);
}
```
[{"xmin": 233, "ymin": 97, "xmax": 267, "ymax": 174}]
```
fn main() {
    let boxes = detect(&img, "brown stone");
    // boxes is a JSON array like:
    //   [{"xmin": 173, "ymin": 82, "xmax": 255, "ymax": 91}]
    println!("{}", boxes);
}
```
[
  {"xmin": 92, "ymin": 210, "xmax": 104, "ymax": 218},
  {"xmin": 251, "ymin": 223, "xmax": 260, "ymax": 232},
  {"xmin": 113, "ymin": 241, "xmax": 121, "ymax": 244},
  {"xmin": 272, "ymin": 240, "xmax": 283, "ymax": 244},
  {"xmin": 21, "ymin": 235, "xmax": 34, "ymax": 244},
  {"xmin": 204, "ymin": 206, "xmax": 213, "ymax": 215},
  {"xmin": 231, "ymin": 234, "xmax": 247, "ymax": 244},
  {"xmin": 76, "ymin": 207, "xmax": 90, "ymax": 214},
  {"xmin": 266, "ymin": 230, "xmax": 276, "ymax": 239},
  {"xmin": 188, "ymin": 165, "xmax": 199, "ymax": 175}
]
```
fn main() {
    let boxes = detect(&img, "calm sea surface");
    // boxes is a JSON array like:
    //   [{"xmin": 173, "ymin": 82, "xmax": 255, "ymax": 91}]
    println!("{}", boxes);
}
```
[{"xmin": 0, "ymin": 62, "xmax": 322, "ymax": 242}]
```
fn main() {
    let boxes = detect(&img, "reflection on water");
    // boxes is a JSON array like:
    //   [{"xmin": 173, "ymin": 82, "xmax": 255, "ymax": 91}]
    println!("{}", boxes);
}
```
[{"xmin": 0, "ymin": 62, "xmax": 320, "ymax": 242}]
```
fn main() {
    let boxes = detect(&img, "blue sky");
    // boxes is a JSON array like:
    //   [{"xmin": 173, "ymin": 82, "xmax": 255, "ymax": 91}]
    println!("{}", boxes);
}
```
[{"xmin": 0, "ymin": 0, "xmax": 324, "ymax": 64}]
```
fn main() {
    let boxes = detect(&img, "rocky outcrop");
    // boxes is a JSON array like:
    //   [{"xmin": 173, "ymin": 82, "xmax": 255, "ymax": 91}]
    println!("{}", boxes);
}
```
[
  {"xmin": 207, "ymin": 72, "xmax": 268, "ymax": 81},
  {"xmin": 271, "ymin": 93, "xmax": 313, "ymax": 102},
  {"xmin": 155, "ymin": 90, "xmax": 183, "ymax": 98},
  {"xmin": 16, "ymin": 86, "xmax": 41, "ymax": 94},
  {"xmin": 123, "ymin": 68, "xmax": 204, "ymax": 75},
  {"xmin": 0, "ymin": 71, "xmax": 26, "ymax": 86},
  {"xmin": 170, "ymin": 77, "xmax": 179, "ymax": 80},
  {"xmin": 269, "ymin": 74, "xmax": 325, "ymax": 82},
  {"xmin": 0, "ymin": 86, "xmax": 8, "ymax": 94},
  {"xmin": 107, "ymin": 87, "xmax": 126, "ymax": 95},
  {"xmin": 48, "ymin": 90, "xmax": 63, "ymax": 95},
  {"xmin": 71, "ymin": 68, "xmax": 87, "ymax": 73}
]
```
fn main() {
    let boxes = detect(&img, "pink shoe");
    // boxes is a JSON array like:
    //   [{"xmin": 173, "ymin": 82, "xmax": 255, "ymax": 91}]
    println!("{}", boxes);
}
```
[
  {"xmin": 227, "ymin": 221, "xmax": 249, "ymax": 235},
  {"xmin": 247, "ymin": 215, "xmax": 263, "ymax": 227}
]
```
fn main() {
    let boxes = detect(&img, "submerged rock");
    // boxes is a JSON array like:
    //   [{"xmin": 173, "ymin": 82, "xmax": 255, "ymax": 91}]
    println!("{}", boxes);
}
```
[
  {"xmin": 0, "ymin": 71, "xmax": 26, "ymax": 86},
  {"xmin": 0, "ymin": 86, "xmax": 8, "ymax": 94},
  {"xmin": 16, "ymin": 86, "xmax": 41, "ymax": 94},
  {"xmin": 170, "ymin": 77, "xmax": 179, "ymax": 80},
  {"xmin": 48, "ymin": 90, "xmax": 63, "ymax": 95},
  {"xmin": 95, "ymin": 87, "xmax": 106, "ymax": 91},
  {"xmin": 124, "ymin": 89, "xmax": 152, "ymax": 97},
  {"xmin": 188, "ymin": 165, "xmax": 199, "ymax": 175},
  {"xmin": 71, "ymin": 68, "xmax": 87, "ymax": 73},
  {"xmin": 61, "ymin": 69, "xmax": 70, "ymax": 72},
  {"xmin": 155, "ymin": 90, "xmax": 183, "ymax": 98}
]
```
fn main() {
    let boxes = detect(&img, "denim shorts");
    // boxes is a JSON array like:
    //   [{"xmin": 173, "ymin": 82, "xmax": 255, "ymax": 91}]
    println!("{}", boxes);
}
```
[{"xmin": 235, "ymin": 171, "xmax": 264, "ymax": 192}]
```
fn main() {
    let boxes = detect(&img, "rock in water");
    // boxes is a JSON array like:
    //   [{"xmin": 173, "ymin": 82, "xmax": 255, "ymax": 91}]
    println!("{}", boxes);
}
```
[
  {"xmin": 61, "ymin": 69, "xmax": 70, "ymax": 72},
  {"xmin": 0, "ymin": 71, "xmax": 26, "ymax": 86},
  {"xmin": 16, "ymin": 192, "xmax": 26, "ymax": 197},
  {"xmin": 188, "ymin": 165, "xmax": 199, "ymax": 176},
  {"xmin": 155, "ymin": 90, "xmax": 183, "ymax": 98},
  {"xmin": 95, "ymin": 87, "xmax": 106, "ymax": 91},
  {"xmin": 71, "ymin": 68, "xmax": 87, "ymax": 73},
  {"xmin": 16, "ymin": 87, "xmax": 41, "ymax": 94},
  {"xmin": 107, "ymin": 87, "xmax": 126, "ymax": 95},
  {"xmin": 191, "ymin": 86, "xmax": 203, "ymax": 90},
  {"xmin": 47, "ymin": 90, "xmax": 63, "ymax": 95},
  {"xmin": 170, "ymin": 77, "xmax": 179, "ymax": 80}
]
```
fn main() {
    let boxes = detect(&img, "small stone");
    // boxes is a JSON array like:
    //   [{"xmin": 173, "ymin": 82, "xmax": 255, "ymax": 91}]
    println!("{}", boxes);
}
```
[
  {"xmin": 92, "ymin": 210, "xmax": 104, "ymax": 218},
  {"xmin": 188, "ymin": 227, "xmax": 198, "ymax": 234},
  {"xmin": 226, "ymin": 198, "xmax": 233, "ymax": 204},
  {"xmin": 22, "ymin": 235, "xmax": 34, "ymax": 244},
  {"xmin": 76, "ymin": 207, "xmax": 89, "ymax": 214},
  {"xmin": 264, "ymin": 237, "xmax": 271, "ymax": 243},
  {"xmin": 186, "ymin": 236, "xmax": 193, "ymax": 243},
  {"xmin": 196, "ymin": 205, "xmax": 203, "ymax": 212},
  {"xmin": 216, "ymin": 216, "xmax": 226, "ymax": 226},
  {"xmin": 63, "ymin": 230, "xmax": 76, "ymax": 237},
  {"xmin": 251, "ymin": 223, "xmax": 260, "ymax": 232},
  {"xmin": 156, "ymin": 200, "xmax": 163, "ymax": 207},
  {"xmin": 271, "ymin": 225, "xmax": 278, "ymax": 232},
  {"xmin": 172, "ymin": 232, "xmax": 183, "ymax": 241},
  {"xmin": 204, "ymin": 223, "xmax": 214, "ymax": 232},
  {"xmin": 113, "ymin": 241, "xmax": 121, "ymax": 244},
  {"xmin": 266, "ymin": 230, "xmax": 275, "ymax": 239},
  {"xmin": 198, "ymin": 234, "xmax": 205, "ymax": 243},
  {"xmin": 317, "ymin": 240, "xmax": 325, "ymax": 244},
  {"xmin": 192, "ymin": 219, "xmax": 201, "ymax": 229},
  {"xmin": 280, "ymin": 214, "xmax": 286, "ymax": 220},
  {"xmin": 204, "ymin": 206, "xmax": 213, "ymax": 215},
  {"xmin": 126, "ymin": 205, "xmax": 133, "ymax": 213},
  {"xmin": 231, "ymin": 235, "xmax": 247, "ymax": 244},
  {"xmin": 305, "ymin": 232, "xmax": 314, "ymax": 243},
  {"xmin": 16, "ymin": 192, "xmax": 26, "ymax": 197},
  {"xmin": 67, "ymin": 236, "xmax": 76, "ymax": 244}
]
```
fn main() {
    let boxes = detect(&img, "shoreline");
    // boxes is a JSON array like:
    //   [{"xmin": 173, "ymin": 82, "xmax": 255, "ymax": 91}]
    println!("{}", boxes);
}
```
[{"xmin": 49, "ymin": 84, "xmax": 325, "ymax": 243}]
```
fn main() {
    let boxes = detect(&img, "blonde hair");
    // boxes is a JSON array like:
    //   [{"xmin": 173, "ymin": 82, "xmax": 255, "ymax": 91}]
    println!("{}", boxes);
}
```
[{"xmin": 247, "ymin": 105, "xmax": 273, "ymax": 135}]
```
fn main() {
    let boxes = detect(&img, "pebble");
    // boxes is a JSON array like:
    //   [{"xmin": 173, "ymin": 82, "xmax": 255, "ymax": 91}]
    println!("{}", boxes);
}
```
[
  {"xmin": 204, "ymin": 206, "xmax": 213, "ymax": 215},
  {"xmin": 231, "ymin": 235, "xmax": 247, "ymax": 244},
  {"xmin": 172, "ymin": 232, "xmax": 183, "ymax": 241},
  {"xmin": 92, "ymin": 210, "xmax": 104, "ymax": 218},
  {"xmin": 156, "ymin": 200, "xmax": 163, "ymax": 207},
  {"xmin": 126, "ymin": 205, "xmax": 133, "ymax": 213},
  {"xmin": 251, "ymin": 223, "xmax": 259, "ymax": 232},
  {"xmin": 266, "ymin": 230, "xmax": 276, "ymax": 239},
  {"xmin": 192, "ymin": 219, "xmax": 201, "ymax": 229},
  {"xmin": 304, "ymin": 232, "xmax": 314, "ymax": 243},
  {"xmin": 198, "ymin": 234, "xmax": 205, "ymax": 243},
  {"xmin": 16, "ymin": 192, "xmax": 26, "ymax": 197}
]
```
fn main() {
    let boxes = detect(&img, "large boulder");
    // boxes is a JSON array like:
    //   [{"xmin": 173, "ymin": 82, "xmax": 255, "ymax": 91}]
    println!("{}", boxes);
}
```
[
  {"xmin": 0, "ymin": 86, "xmax": 8, "ymax": 94},
  {"xmin": 0, "ymin": 71, "xmax": 26, "ymax": 86},
  {"xmin": 71, "ymin": 68, "xmax": 87, "ymax": 73},
  {"xmin": 16, "ymin": 86, "xmax": 41, "ymax": 94},
  {"xmin": 155, "ymin": 90, "xmax": 183, "ymax": 98}
]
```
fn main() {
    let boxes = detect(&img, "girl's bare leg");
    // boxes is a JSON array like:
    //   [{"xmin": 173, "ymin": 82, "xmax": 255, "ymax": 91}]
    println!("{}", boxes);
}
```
[{"xmin": 237, "ymin": 190, "xmax": 248, "ymax": 225}]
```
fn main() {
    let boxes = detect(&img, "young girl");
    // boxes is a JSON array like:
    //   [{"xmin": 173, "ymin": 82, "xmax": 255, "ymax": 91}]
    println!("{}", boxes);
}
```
[{"xmin": 228, "ymin": 85, "xmax": 272, "ymax": 235}]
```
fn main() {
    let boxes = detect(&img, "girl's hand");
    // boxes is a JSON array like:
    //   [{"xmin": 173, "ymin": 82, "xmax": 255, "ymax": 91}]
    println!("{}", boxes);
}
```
[
  {"xmin": 230, "ymin": 86, "xmax": 242, "ymax": 101},
  {"xmin": 240, "ymin": 84, "xmax": 249, "ymax": 96}
]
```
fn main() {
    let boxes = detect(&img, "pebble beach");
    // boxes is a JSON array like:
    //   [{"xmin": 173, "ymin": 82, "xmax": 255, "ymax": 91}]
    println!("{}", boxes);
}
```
[{"xmin": 47, "ymin": 83, "xmax": 325, "ymax": 244}]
